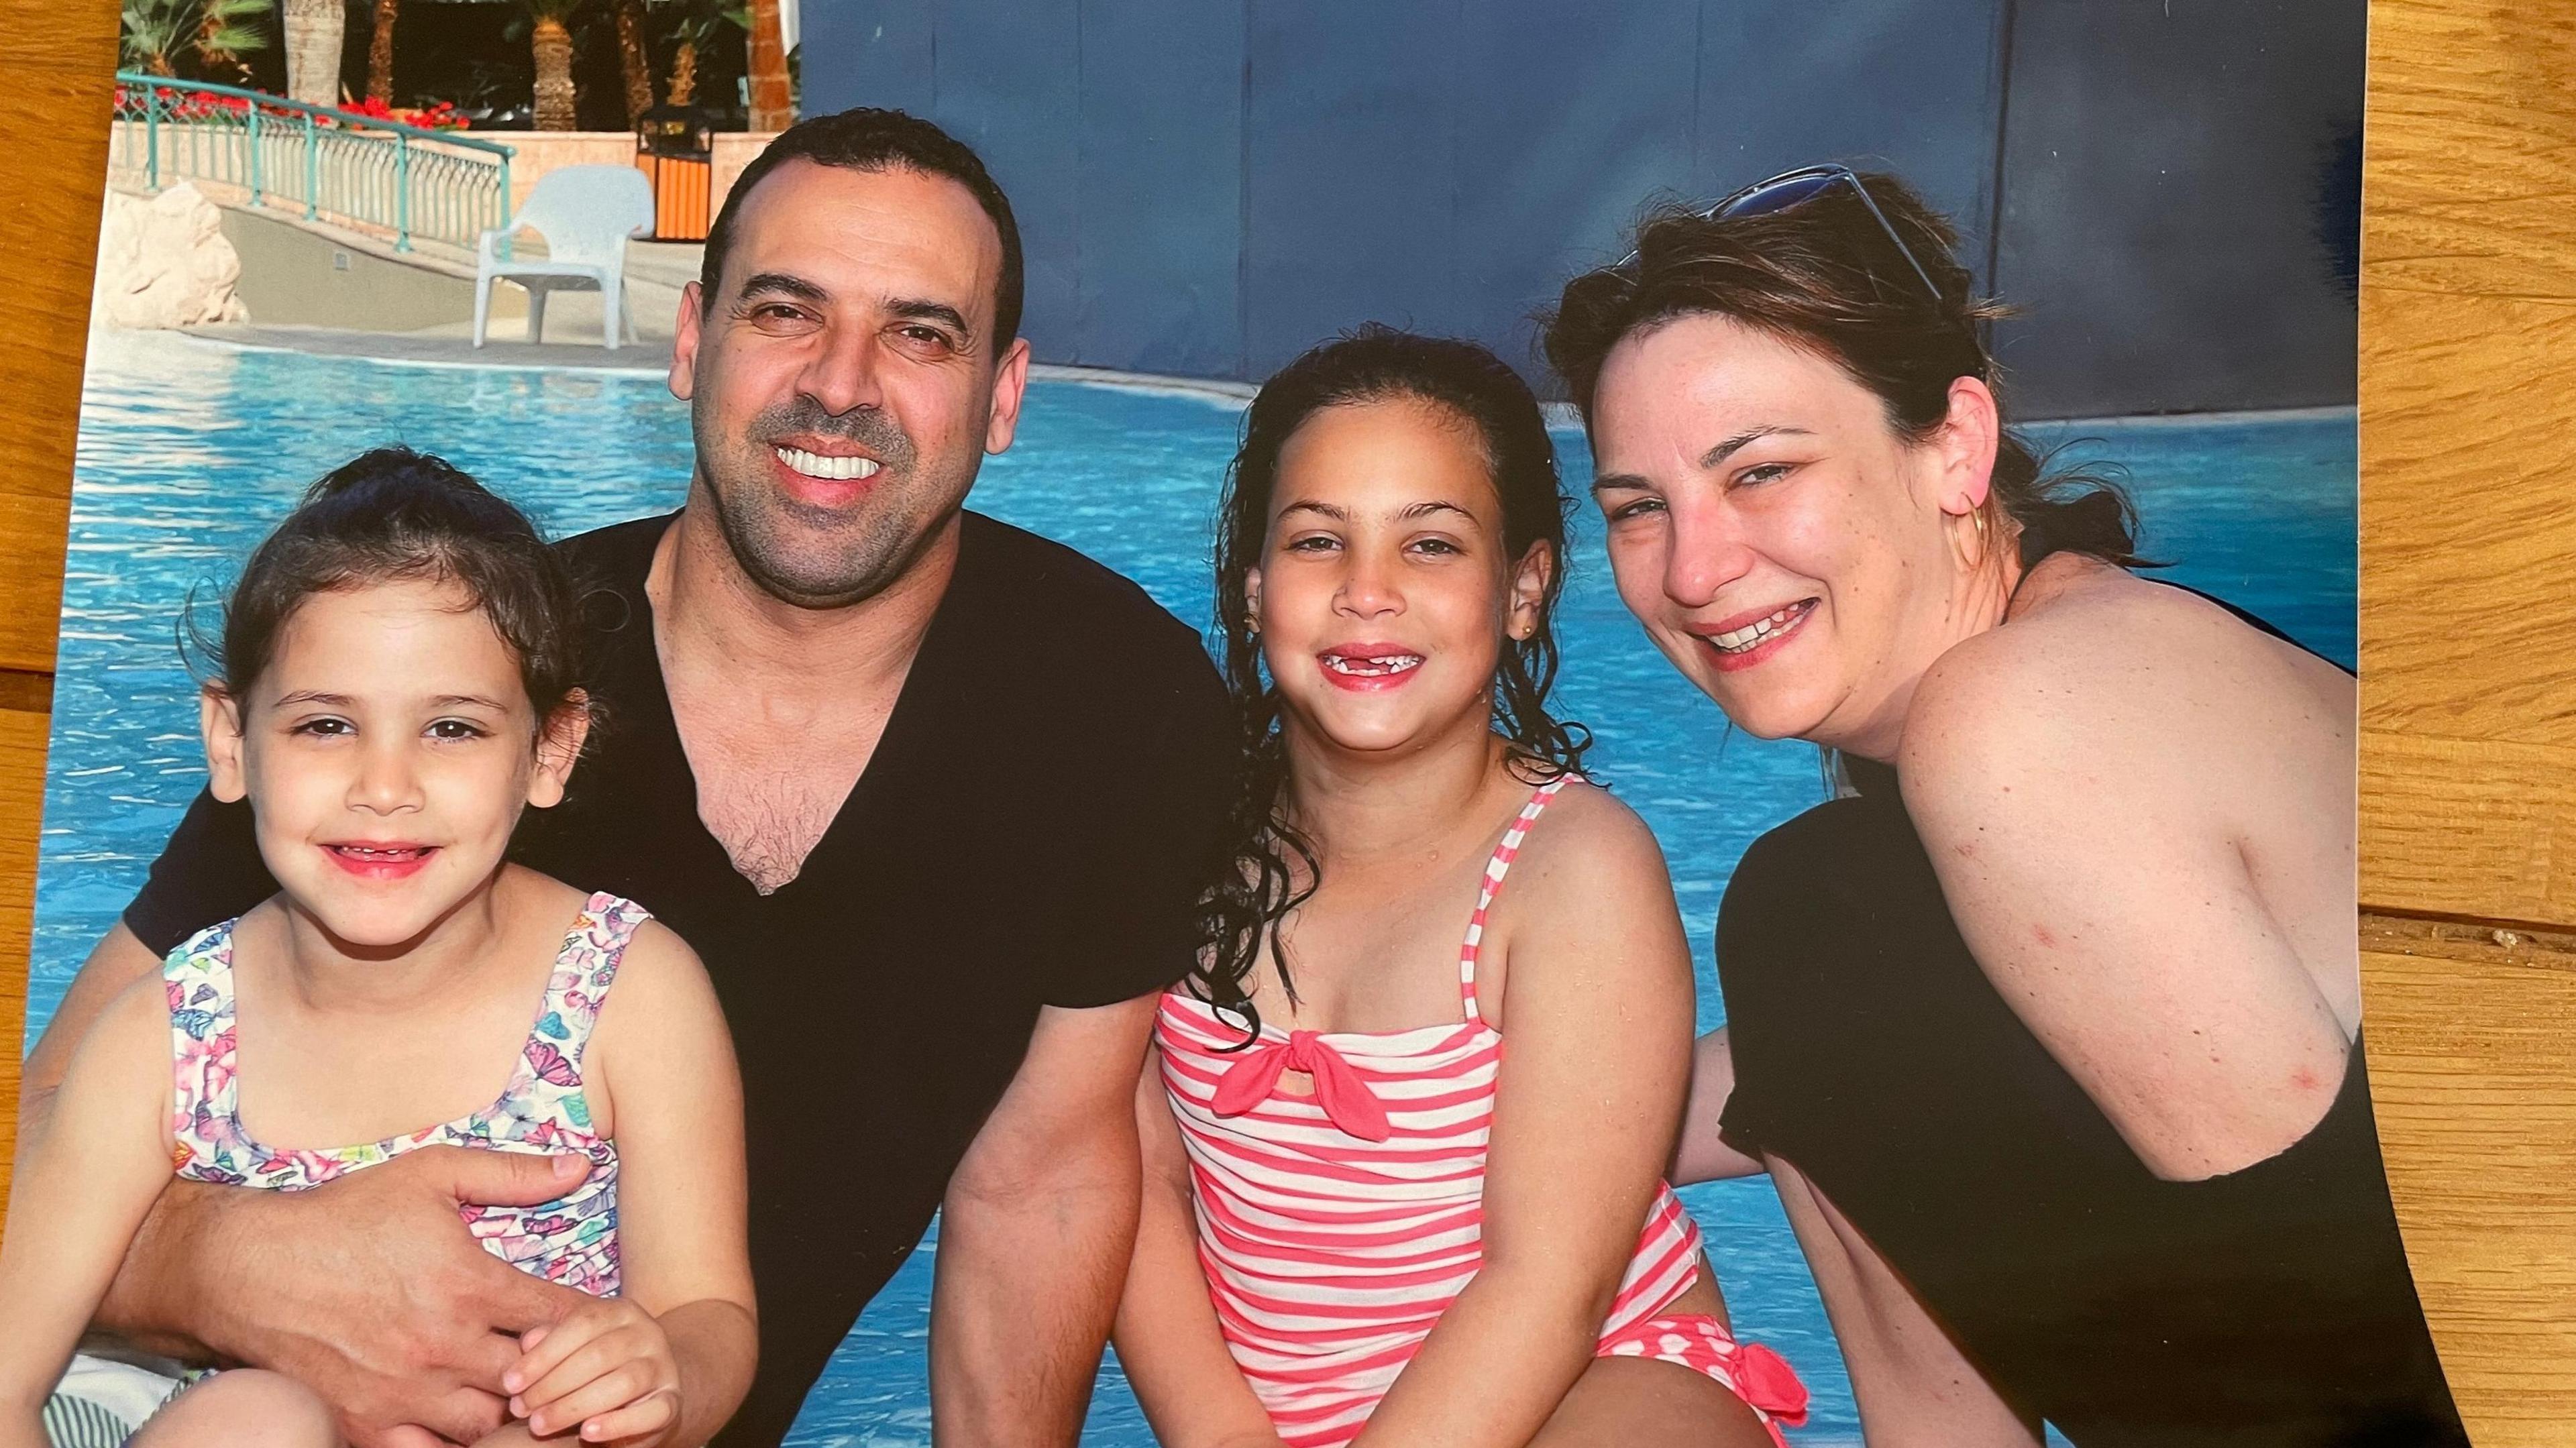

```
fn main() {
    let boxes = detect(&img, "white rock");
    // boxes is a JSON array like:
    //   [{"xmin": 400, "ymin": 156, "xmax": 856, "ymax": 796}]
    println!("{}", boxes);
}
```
[{"xmin": 93, "ymin": 182, "xmax": 250, "ymax": 330}]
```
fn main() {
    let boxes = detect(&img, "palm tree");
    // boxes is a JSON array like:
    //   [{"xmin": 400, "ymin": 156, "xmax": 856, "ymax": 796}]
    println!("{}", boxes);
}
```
[
  {"xmin": 612, "ymin": 0, "xmax": 653, "ymax": 125},
  {"xmin": 278, "ymin": 0, "xmax": 343, "ymax": 106},
  {"xmin": 365, "ymin": 0, "xmax": 398, "ymax": 103},
  {"xmin": 523, "ymin": 0, "xmax": 584, "ymax": 130},
  {"xmin": 121, "ymin": 0, "xmax": 266, "ymax": 78},
  {"xmin": 649, "ymin": 0, "xmax": 737, "ymax": 108}
]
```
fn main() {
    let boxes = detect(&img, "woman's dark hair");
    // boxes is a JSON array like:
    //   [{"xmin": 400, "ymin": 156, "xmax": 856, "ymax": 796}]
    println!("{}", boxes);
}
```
[
  {"xmin": 1189, "ymin": 325, "xmax": 1589, "ymax": 1042},
  {"xmin": 191, "ymin": 447, "xmax": 586, "ymax": 733},
  {"xmin": 1541, "ymin": 171, "xmax": 2142, "ymax": 569}
]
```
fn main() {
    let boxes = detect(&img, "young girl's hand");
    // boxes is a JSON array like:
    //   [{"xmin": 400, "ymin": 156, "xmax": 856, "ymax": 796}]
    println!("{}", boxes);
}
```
[{"xmin": 505, "ymin": 1298, "xmax": 683, "ymax": 1443}]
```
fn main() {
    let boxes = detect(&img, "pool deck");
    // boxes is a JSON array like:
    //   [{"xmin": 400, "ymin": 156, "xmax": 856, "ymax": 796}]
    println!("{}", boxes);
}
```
[{"xmin": 166, "ymin": 319, "xmax": 1264, "ymax": 404}]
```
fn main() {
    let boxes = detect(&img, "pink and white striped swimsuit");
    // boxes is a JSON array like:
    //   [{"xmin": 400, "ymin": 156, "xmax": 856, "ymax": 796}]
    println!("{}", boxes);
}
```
[{"xmin": 1158, "ymin": 777, "xmax": 1807, "ymax": 1448}]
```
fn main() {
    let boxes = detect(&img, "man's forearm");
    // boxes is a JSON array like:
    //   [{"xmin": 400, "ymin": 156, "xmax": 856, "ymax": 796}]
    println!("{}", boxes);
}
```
[
  {"xmin": 89, "ymin": 1179, "xmax": 221, "ymax": 1363},
  {"xmin": 929, "ymin": 1166, "xmax": 1139, "ymax": 1447}
]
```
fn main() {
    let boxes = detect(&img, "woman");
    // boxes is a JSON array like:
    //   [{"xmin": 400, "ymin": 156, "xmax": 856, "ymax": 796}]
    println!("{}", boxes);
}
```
[
  {"xmin": 1112, "ymin": 327, "xmax": 1806, "ymax": 1448},
  {"xmin": 1540, "ymin": 169, "xmax": 2464, "ymax": 1446}
]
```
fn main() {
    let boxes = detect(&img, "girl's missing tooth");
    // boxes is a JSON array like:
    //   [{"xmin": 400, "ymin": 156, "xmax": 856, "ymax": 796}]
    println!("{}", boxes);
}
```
[{"xmin": 0, "ymin": 449, "xmax": 755, "ymax": 1448}]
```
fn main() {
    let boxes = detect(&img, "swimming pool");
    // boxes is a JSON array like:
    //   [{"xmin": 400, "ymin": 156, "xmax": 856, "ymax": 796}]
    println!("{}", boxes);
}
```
[{"xmin": 34, "ymin": 329, "xmax": 2356, "ymax": 1445}]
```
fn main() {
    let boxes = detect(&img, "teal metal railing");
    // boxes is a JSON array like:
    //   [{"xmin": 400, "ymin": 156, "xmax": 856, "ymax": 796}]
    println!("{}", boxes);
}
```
[{"xmin": 109, "ymin": 74, "xmax": 515, "ymax": 253}]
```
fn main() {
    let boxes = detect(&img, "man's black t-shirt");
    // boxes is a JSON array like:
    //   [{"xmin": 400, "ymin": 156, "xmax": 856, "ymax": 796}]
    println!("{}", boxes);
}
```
[{"xmin": 125, "ymin": 509, "xmax": 1237, "ymax": 1446}]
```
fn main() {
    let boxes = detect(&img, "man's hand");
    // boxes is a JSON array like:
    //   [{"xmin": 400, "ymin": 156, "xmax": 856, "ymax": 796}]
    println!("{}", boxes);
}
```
[{"xmin": 103, "ymin": 1146, "xmax": 596, "ymax": 1448}]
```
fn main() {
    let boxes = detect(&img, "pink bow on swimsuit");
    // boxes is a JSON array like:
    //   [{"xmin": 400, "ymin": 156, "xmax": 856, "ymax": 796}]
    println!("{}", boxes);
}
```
[{"xmin": 1209, "ymin": 1029, "xmax": 1393, "ymax": 1142}]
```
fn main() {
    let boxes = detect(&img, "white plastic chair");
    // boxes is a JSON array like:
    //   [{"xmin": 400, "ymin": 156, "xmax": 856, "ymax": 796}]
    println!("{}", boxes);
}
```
[{"xmin": 474, "ymin": 166, "xmax": 655, "ymax": 350}]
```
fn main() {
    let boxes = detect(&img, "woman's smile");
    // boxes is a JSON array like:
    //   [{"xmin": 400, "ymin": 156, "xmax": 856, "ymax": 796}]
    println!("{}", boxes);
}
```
[{"xmin": 1689, "ymin": 598, "xmax": 1819, "ymax": 672}]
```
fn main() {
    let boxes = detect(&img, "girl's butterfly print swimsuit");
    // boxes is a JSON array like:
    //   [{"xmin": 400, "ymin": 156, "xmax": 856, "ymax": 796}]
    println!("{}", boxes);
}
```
[{"xmin": 163, "ymin": 891, "xmax": 648, "ymax": 1296}]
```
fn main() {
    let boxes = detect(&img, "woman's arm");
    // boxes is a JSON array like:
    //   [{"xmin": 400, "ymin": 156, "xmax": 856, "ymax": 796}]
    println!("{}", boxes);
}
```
[
  {"xmin": 1764, "ymin": 1157, "xmax": 2040, "ymax": 1447},
  {"xmin": 543, "ymin": 920, "xmax": 757, "ymax": 1447},
  {"xmin": 1110, "ymin": 1046, "xmax": 1285, "ymax": 1448},
  {"xmin": 1898, "ymin": 586, "xmax": 2355, "ymax": 1182},
  {"xmin": 1670, "ymin": 1027, "xmax": 1767, "ymax": 1185},
  {"xmin": 0, "ymin": 976, "xmax": 183, "ymax": 1445},
  {"xmin": 1352, "ymin": 792, "xmax": 1698, "ymax": 1448}
]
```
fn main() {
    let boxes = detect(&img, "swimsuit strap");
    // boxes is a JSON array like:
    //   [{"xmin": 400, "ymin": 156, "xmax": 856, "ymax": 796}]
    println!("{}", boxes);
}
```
[
  {"xmin": 1459, "ymin": 776, "xmax": 1573, "ymax": 1025},
  {"xmin": 496, "ymin": 893, "xmax": 651, "ymax": 1117},
  {"xmin": 164, "ymin": 920, "xmax": 244, "ymax": 1142}
]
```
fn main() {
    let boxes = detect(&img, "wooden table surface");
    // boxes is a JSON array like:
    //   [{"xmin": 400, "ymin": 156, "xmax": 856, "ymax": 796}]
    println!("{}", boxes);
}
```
[
  {"xmin": 4, "ymin": 0, "xmax": 2575, "ymax": 1439},
  {"xmin": 0, "ymin": 0, "xmax": 115, "ymax": 1188},
  {"xmin": 2359, "ymin": 2, "xmax": 2576, "ymax": 1441}
]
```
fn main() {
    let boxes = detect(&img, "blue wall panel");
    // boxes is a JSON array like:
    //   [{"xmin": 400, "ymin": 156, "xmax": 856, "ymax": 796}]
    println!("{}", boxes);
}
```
[
  {"xmin": 1993, "ymin": 0, "xmax": 2365, "ymax": 414},
  {"xmin": 922, "ymin": 1, "xmax": 1082, "ymax": 357},
  {"xmin": 1695, "ymin": 1, "xmax": 2004, "ymax": 287},
  {"xmin": 811, "ymin": 1, "xmax": 2362, "ymax": 416},
  {"xmin": 1076, "ymin": 0, "xmax": 1246, "ymax": 376},
  {"xmin": 1243, "ymin": 0, "xmax": 1460, "ymax": 376},
  {"xmin": 1448, "ymin": 3, "xmax": 1700, "ymax": 384},
  {"xmin": 801, "ymin": 0, "xmax": 936, "ymax": 118}
]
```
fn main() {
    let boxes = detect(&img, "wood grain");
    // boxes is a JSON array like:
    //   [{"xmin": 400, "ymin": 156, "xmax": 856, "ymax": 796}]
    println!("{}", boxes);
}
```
[
  {"xmin": 2362, "ymin": 730, "xmax": 2576, "ymax": 926},
  {"xmin": 2359, "ymin": 0, "xmax": 2576, "ymax": 1433},
  {"xmin": 0, "ymin": 0, "xmax": 115, "ymax": 1207},
  {"xmin": 2363, "ymin": 922, "xmax": 2576, "ymax": 1445}
]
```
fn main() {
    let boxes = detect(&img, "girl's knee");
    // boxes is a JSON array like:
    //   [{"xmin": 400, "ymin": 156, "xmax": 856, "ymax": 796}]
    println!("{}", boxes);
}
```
[{"xmin": 134, "ymin": 1370, "xmax": 339, "ymax": 1448}]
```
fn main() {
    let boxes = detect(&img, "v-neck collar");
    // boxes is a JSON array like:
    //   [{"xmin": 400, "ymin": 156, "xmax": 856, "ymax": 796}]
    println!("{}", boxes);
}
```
[{"xmin": 588, "ymin": 508, "xmax": 990, "ymax": 905}]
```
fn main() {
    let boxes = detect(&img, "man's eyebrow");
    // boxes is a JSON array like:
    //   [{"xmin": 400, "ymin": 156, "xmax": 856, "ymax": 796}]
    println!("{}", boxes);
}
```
[
  {"xmin": 888, "ymin": 298, "xmax": 975, "ymax": 339},
  {"xmin": 1591, "ymin": 472, "xmax": 1650, "ymax": 496},
  {"xmin": 735, "ymin": 272, "xmax": 828, "ymax": 304}
]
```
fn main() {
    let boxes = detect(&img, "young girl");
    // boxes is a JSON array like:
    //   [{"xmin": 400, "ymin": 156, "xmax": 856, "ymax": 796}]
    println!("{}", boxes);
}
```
[
  {"xmin": 1112, "ymin": 329, "xmax": 1807, "ymax": 1448},
  {"xmin": 0, "ymin": 449, "xmax": 755, "ymax": 1447}
]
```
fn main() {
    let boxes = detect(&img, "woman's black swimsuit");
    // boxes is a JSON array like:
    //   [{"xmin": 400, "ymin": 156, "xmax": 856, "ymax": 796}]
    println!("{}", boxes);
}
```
[{"xmin": 1714, "ymin": 579, "xmax": 2466, "ymax": 1447}]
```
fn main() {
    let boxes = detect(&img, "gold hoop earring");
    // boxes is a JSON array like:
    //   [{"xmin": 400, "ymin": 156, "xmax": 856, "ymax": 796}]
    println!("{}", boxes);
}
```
[{"xmin": 1953, "ymin": 506, "xmax": 1990, "ymax": 571}]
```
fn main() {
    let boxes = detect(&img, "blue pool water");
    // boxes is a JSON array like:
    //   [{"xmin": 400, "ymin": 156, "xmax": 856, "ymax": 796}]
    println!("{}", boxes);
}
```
[{"xmin": 33, "ymin": 329, "xmax": 2355, "ymax": 1446}]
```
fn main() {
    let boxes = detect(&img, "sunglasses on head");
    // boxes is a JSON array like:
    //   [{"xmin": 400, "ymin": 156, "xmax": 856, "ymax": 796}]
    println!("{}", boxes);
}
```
[{"xmin": 1615, "ymin": 164, "xmax": 1943, "ymax": 301}]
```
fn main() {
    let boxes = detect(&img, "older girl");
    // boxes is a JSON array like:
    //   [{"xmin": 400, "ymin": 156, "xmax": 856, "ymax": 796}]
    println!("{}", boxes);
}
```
[{"xmin": 1114, "ymin": 328, "xmax": 1805, "ymax": 1448}]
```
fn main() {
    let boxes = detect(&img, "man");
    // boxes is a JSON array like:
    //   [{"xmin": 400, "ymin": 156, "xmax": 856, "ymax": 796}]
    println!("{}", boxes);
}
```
[{"xmin": 19, "ymin": 109, "xmax": 1234, "ymax": 1447}]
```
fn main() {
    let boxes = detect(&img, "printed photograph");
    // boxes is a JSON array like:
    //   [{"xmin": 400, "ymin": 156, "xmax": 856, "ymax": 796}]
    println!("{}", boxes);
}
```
[{"xmin": 0, "ymin": 3, "xmax": 2445, "ymax": 1447}]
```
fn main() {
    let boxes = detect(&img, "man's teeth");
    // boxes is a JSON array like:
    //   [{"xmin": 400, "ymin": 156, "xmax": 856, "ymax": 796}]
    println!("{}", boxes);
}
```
[
  {"xmin": 1711, "ymin": 604, "xmax": 1808, "ymax": 653},
  {"xmin": 1321, "ymin": 653, "xmax": 1424, "ymax": 677},
  {"xmin": 775, "ymin": 446, "xmax": 882, "ymax": 482}
]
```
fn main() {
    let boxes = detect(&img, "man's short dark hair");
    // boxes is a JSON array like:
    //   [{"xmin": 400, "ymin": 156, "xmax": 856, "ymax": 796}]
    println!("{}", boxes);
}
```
[{"xmin": 700, "ymin": 107, "xmax": 1025, "ymax": 349}]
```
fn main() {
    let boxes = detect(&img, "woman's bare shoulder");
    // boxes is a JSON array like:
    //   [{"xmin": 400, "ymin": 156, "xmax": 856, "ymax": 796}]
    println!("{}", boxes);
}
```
[{"xmin": 1905, "ymin": 557, "xmax": 2345, "ymax": 799}]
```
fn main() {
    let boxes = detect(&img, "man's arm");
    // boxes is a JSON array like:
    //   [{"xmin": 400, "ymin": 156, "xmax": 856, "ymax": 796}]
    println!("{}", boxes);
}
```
[{"xmin": 930, "ymin": 993, "xmax": 1156, "ymax": 1448}]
